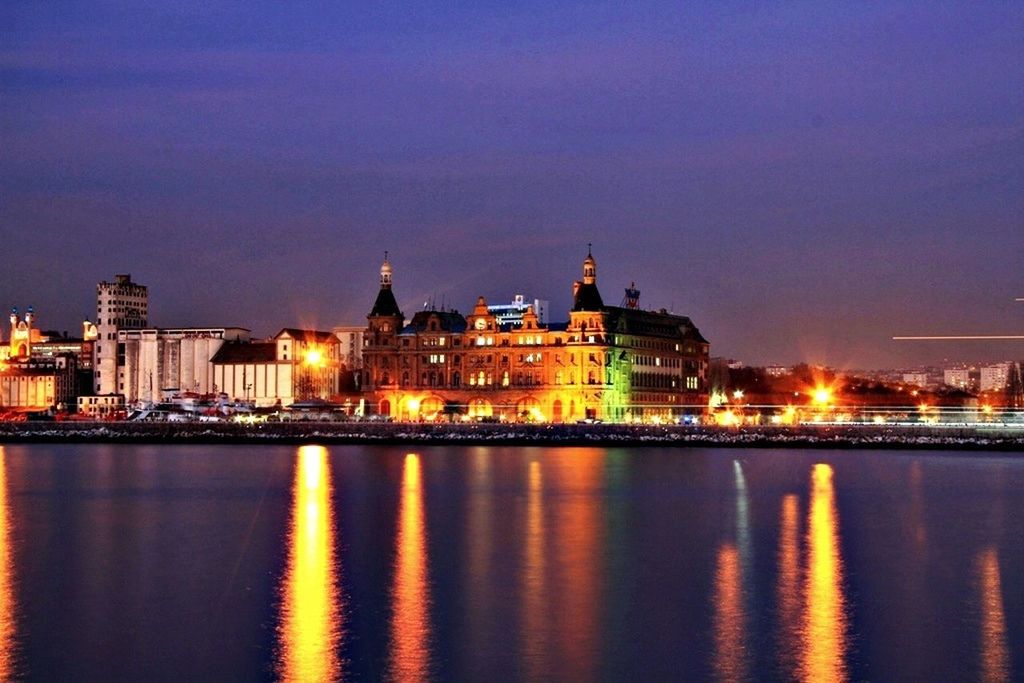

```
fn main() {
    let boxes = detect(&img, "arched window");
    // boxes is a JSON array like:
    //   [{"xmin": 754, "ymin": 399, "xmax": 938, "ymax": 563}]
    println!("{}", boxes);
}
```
[
  {"xmin": 452, "ymin": 371, "xmax": 461, "ymax": 387},
  {"xmin": 429, "ymin": 371, "xmax": 436, "ymax": 387},
  {"xmin": 402, "ymin": 371, "xmax": 409, "ymax": 386}
]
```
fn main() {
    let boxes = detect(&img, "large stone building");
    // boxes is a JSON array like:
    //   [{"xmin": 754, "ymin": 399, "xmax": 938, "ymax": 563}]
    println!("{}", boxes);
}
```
[
  {"xmin": 362, "ymin": 251, "xmax": 709, "ymax": 422},
  {"xmin": 211, "ymin": 329, "xmax": 342, "ymax": 406},
  {"xmin": 116, "ymin": 327, "xmax": 250, "ymax": 405},
  {"xmin": 1, "ymin": 308, "xmax": 79, "ymax": 410},
  {"xmin": 94, "ymin": 274, "xmax": 148, "ymax": 394}
]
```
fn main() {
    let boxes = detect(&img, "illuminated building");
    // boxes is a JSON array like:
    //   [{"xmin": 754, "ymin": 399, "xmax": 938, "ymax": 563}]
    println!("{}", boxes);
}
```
[
  {"xmin": 94, "ymin": 274, "xmax": 148, "ymax": 394},
  {"xmin": 943, "ymin": 367, "xmax": 972, "ymax": 391},
  {"xmin": 211, "ymin": 329, "xmax": 341, "ymax": 406},
  {"xmin": 116, "ymin": 327, "xmax": 250, "ymax": 405},
  {"xmin": 1, "ymin": 308, "xmax": 81, "ymax": 410},
  {"xmin": 979, "ymin": 363, "xmax": 1010, "ymax": 392},
  {"xmin": 331, "ymin": 325, "xmax": 365, "ymax": 371},
  {"xmin": 488, "ymin": 294, "xmax": 550, "ymax": 326},
  {"xmin": 362, "ymin": 250, "xmax": 709, "ymax": 422}
]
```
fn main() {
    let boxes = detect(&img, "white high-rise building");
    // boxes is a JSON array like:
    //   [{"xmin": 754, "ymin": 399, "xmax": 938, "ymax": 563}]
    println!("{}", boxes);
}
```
[
  {"xmin": 488, "ymin": 294, "xmax": 550, "ymax": 326},
  {"xmin": 943, "ymin": 368, "xmax": 971, "ymax": 390},
  {"xmin": 94, "ymin": 274, "xmax": 148, "ymax": 394},
  {"xmin": 902, "ymin": 372, "xmax": 929, "ymax": 387},
  {"xmin": 980, "ymin": 363, "xmax": 1011, "ymax": 392},
  {"xmin": 331, "ymin": 325, "xmax": 366, "ymax": 370}
]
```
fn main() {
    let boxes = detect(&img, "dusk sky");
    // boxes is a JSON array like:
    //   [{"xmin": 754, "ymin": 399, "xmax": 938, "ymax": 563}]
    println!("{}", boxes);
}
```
[{"xmin": 2, "ymin": 1, "xmax": 1022, "ymax": 368}]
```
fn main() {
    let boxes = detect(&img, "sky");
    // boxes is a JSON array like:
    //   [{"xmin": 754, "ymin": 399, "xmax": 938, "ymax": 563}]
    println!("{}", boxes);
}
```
[{"xmin": 2, "ymin": 1, "xmax": 1022, "ymax": 369}]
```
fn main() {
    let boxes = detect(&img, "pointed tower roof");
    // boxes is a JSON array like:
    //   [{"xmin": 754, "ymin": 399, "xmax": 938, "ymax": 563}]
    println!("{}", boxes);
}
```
[
  {"xmin": 572, "ymin": 245, "xmax": 604, "ymax": 311},
  {"xmin": 369, "ymin": 252, "xmax": 403, "ymax": 318}
]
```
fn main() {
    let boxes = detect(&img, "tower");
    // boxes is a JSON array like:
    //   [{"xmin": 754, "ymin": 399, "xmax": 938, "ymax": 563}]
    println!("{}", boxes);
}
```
[
  {"xmin": 572, "ymin": 245, "xmax": 605, "ymax": 313},
  {"xmin": 94, "ymin": 274, "xmax": 148, "ymax": 394},
  {"xmin": 365, "ymin": 253, "xmax": 404, "ymax": 398},
  {"xmin": 8, "ymin": 307, "xmax": 33, "ymax": 359}
]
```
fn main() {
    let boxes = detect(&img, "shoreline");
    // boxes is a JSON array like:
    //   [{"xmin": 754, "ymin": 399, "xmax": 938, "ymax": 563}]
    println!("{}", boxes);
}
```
[{"xmin": 1, "ymin": 422, "xmax": 1023, "ymax": 450}]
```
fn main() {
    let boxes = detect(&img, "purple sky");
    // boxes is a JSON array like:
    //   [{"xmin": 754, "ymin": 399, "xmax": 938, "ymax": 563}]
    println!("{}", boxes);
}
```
[{"xmin": 2, "ymin": 2, "xmax": 1022, "ymax": 368}]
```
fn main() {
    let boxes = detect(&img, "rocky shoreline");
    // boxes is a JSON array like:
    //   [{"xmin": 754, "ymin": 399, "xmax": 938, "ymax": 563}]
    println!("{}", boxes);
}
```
[{"xmin": 1, "ymin": 421, "xmax": 1023, "ymax": 450}]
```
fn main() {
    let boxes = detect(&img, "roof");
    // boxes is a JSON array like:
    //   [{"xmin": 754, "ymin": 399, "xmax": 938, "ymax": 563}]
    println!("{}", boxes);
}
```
[
  {"xmin": 210, "ymin": 342, "xmax": 277, "ymax": 364},
  {"xmin": 401, "ymin": 310, "xmax": 467, "ymax": 334},
  {"xmin": 369, "ymin": 288, "xmax": 403, "ymax": 318},
  {"xmin": 276, "ymin": 329, "xmax": 337, "ymax": 344},
  {"xmin": 572, "ymin": 282, "xmax": 605, "ymax": 311},
  {"xmin": 605, "ymin": 306, "xmax": 709, "ymax": 343}
]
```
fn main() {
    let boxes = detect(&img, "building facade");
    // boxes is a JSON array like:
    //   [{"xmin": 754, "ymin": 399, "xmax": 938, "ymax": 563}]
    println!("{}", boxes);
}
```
[
  {"xmin": 488, "ymin": 295, "xmax": 550, "ymax": 326},
  {"xmin": 211, "ymin": 329, "xmax": 342, "ymax": 406},
  {"xmin": 362, "ymin": 251, "xmax": 710, "ymax": 422},
  {"xmin": 117, "ymin": 327, "xmax": 250, "ymax": 405},
  {"xmin": 94, "ymin": 274, "xmax": 148, "ymax": 394},
  {"xmin": 2, "ymin": 308, "xmax": 86, "ymax": 410},
  {"xmin": 980, "ymin": 363, "xmax": 1011, "ymax": 392},
  {"xmin": 331, "ymin": 325, "xmax": 365, "ymax": 371}
]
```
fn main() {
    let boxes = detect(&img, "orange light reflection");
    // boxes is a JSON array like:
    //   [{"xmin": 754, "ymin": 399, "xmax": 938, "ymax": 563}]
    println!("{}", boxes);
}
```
[
  {"xmin": 777, "ymin": 494, "xmax": 800, "ymax": 678},
  {"xmin": 276, "ymin": 445, "xmax": 342, "ymax": 682},
  {"xmin": 0, "ymin": 447, "xmax": 15, "ymax": 679},
  {"xmin": 801, "ymin": 463, "xmax": 848, "ymax": 682},
  {"xmin": 521, "ymin": 459, "xmax": 548, "ymax": 676},
  {"xmin": 388, "ymin": 453, "xmax": 431, "ymax": 679},
  {"xmin": 713, "ymin": 543, "xmax": 745, "ymax": 683},
  {"xmin": 977, "ymin": 547, "xmax": 1010, "ymax": 683}
]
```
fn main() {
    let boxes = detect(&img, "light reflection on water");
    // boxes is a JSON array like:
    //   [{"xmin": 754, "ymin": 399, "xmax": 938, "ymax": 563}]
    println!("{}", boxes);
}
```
[
  {"xmin": 776, "ymin": 493, "xmax": 801, "ymax": 679},
  {"xmin": 713, "ymin": 543, "xmax": 745, "ymax": 683},
  {"xmin": 0, "ymin": 445, "xmax": 1020, "ymax": 680},
  {"xmin": 977, "ymin": 547, "xmax": 1010, "ymax": 683},
  {"xmin": 387, "ymin": 453, "xmax": 431, "ymax": 680},
  {"xmin": 0, "ymin": 447, "xmax": 16, "ymax": 679},
  {"xmin": 521, "ymin": 459, "xmax": 548, "ymax": 678},
  {"xmin": 275, "ymin": 445, "xmax": 342, "ymax": 682},
  {"xmin": 802, "ymin": 463, "xmax": 848, "ymax": 683}
]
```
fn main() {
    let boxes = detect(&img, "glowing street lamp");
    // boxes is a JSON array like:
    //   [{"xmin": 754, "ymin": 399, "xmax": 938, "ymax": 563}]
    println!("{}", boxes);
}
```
[
  {"xmin": 812, "ymin": 388, "xmax": 832, "ymax": 406},
  {"xmin": 304, "ymin": 348, "xmax": 324, "ymax": 367}
]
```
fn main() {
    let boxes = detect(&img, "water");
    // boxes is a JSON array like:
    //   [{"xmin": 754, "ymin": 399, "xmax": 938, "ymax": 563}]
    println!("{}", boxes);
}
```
[{"xmin": 0, "ymin": 444, "xmax": 1020, "ymax": 681}]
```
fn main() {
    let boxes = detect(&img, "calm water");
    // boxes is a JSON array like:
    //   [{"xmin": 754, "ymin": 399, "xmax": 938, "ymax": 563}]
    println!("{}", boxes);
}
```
[{"xmin": 0, "ymin": 444, "xmax": 1020, "ymax": 681}]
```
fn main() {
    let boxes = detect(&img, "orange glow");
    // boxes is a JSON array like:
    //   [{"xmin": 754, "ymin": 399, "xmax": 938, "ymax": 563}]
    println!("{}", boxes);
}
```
[
  {"xmin": 388, "ymin": 453, "xmax": 431, "ymax": 679},
  {"xmin": 812, "ymin": 388, "xmax": 832, "ymax": 406},
  {"xmin": 521, "ymin": 460, "xmax": 548, "ymax": 677},
  {"xmin": 553, "ymin": 450, "xmax": 602, "ymax": 681},
  {"xmin": 462, "ymin": 449, "xmax": 496, "ymax": 675},
  {"xmin": 304, "ymin": 348, "xmax": 324, "ymax": 366},
  {"xmin": 777, "ymin": 494, "xmax": 800, "ymax": 678},
  {"xmin": 713, "ymin": 543, "xmax": 746, "ymax": 682},
  {"xmin": 802, "ymin": 463, "xmax": 848, "ymax": 682},
  {"xmin": 276, "ymin": 445, "xmax": 342, "ymax": 682},
  {"xmin": 0, "ymin": 447, "xmax": 15, "ymax": 680},
  {"xmin": 977, "ymin": 547, "xmax": 1010, "ymax": 683}
]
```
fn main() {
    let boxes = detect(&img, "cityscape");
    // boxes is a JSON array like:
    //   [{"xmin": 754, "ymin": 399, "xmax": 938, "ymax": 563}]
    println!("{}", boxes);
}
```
[
  {"xmin": 2, "ymin": 253, "xmax": 1021, "ymax": 427},
  {"xmin": 2, "ymin": 2, "xmax": 1022, "ymax": 681}
]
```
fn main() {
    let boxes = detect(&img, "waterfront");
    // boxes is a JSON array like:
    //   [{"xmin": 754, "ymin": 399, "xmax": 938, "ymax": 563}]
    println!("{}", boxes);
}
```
[{"xmin": 0, "ymin": 444, "xmax": 1020, "ymax": 680}]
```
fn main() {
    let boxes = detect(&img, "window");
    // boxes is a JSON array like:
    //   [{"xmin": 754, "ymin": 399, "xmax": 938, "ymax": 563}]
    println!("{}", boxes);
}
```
[{"xmin": 555, "ymin": 371, "xmax": 563, "ymax": 385}]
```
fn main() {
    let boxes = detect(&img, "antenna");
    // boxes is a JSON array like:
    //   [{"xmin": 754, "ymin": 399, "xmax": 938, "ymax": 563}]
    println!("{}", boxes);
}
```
[{"xmin": 622, "ymin": 282, "xmax": 641, "ymax": 309}]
